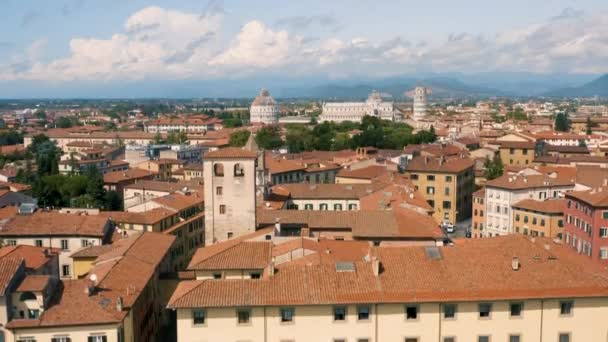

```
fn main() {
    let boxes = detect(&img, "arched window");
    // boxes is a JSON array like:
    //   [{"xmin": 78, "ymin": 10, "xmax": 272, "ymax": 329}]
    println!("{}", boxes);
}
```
[
  {"xmin": 319, "ymin": 203, "xmax": 328, "ymax": 210},
  {"xmin": 234, "ymin": 163, "xmax": 244, "ymax": 177},
  {"xmin": 19, "ymin": 292, "xmax": 37, "ymax": 301},
  {"xmin": 213, "ymin": 163, "xmax": 224, "ymax": 177}
]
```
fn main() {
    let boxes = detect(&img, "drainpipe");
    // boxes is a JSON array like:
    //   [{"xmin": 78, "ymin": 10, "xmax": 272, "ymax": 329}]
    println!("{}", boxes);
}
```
[
  {"xmin": 438, "ymin": 303, "xmax": 442, "ymax": 342},
  {"xmin": 539, "ymin": 299, "xmax": 544, "ymax": 342},
  {"xmin": 264, "ymin": 306, "xmax": 267, "ymax": 342},
  {"xmin": 374, "ymin": 303, "xmax": 378, "ymax": 342}
]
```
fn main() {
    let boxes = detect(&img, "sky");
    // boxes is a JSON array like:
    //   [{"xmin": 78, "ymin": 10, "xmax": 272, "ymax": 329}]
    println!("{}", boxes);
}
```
[{"xmin": 1, "ymin": 0, "xmax": 608, "ymax": 97}]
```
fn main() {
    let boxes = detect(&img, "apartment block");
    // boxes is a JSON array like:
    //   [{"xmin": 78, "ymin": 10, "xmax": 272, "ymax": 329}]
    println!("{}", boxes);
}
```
[
  {"xmin": 472, "ymin": 188, "xmax": 485, "ymax": 238},
  {"xmin": 511, "ymin": 198, "xmax": 566, "ymax": 238},
  {"xmin": 405, "ymin": 156, "xmax": 475, "ymax": 223},
  {"xmin": 169, "ymin": 236, "xmax": 608, "ymax": 342},
  {"xmin": 484, "ymin": 171, "xmax": 574, "ymax": 237},
  {"xmin": 564, "ymin": 186, "xmax": 608, "ymax": 263},
  {"xmin": 498, "ymin": 141, "xmax": 537, "ymax": 167}
]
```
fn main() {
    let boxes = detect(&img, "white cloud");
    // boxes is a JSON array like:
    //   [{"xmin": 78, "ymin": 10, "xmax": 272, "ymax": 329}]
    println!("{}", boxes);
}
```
[
  {"xmin": 13, "ymin": 6, "xmax": 223, "ymax": 81},
  {"xmin": 209, "ymin": 21, "xmax": 298, "ymax": 70},
  {"xmin": 2, "ymin": 7, "xmax": 608, "ymax": 81}
]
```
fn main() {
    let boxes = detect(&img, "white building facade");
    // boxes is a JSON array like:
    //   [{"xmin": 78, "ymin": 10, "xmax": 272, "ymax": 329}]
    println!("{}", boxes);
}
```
[
  {"xmin": 319, "ymin": 91, "xmax": 397, "ymax": 123},
  {"xmin": 250, "ymin": 89, "xmax": 281, "ymax": 124}
]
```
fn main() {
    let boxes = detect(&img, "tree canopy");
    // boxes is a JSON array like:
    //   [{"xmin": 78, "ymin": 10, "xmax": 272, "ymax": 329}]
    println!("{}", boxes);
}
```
[
  {"xmin": 554, "ymin": 112, "xmax": 570, "ymax": 132},
  {"xmin": 229, "ymin": 130, "xmax": 251, "ymax": 147},
  {"xmin": 255, "ymin": 126, "xmax": 284, "ymax": 150},
  {"xmin": 483, "ymin": 155, "xmax": 504, "ymax": 180}
]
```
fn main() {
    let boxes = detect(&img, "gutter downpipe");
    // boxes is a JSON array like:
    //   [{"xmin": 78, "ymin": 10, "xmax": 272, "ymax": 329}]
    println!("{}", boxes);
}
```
[
  {"xmin": 374, "ymin": 303, "xmax": 379, "ymax": 342},
  {"xmin": 540, "ymin": 299, "xmax": 544, "ymax": 342},
  {"xmin": 264, "ymin": 306, "xmax": 268, "ymax": 342},
  {"xmin": 438, "ymin": 303, "xmax": 442, "ymax": 342}
]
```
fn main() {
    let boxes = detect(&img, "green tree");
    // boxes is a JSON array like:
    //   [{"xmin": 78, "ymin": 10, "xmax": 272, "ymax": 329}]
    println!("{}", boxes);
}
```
[
  {"xmin": 0, "ymin": 130, "xmax": 23, "ymax": 146},
  {"xmin": 166, "ymin": 131, "xmax": 189, "ymax": 144},
  {"xmin": 483, "ymin": 155, "xmax": 504, "ymax": 180},
  {"xmin": 331, "ymin": 132, "xmax": 351, "ymax": 151},
  {"xmin": 104, "ymin": 191, "xmax": 123, "ymax": 211},
  {"xmin": 35, "ymin": 141, "xmax": 60, "ymax": 176},
  {"xmin": 84, "ymin": 166, "xmax": 106, "ymax": 207},
  {"xmin": 255, "ymin": 126, "xmax": 284, "ymax": 150},
  {"xmin": 554, "ymin": 112, "xmax": 570, "ymax": 132},
  {"xmin": 229, "ymin": 130, "xmax": 251, "ymax": 147},
  {"xmin": 586, "ymin": 117, "xmax": 597, "ymax": 135},
  {"xmin": 55, "ymin": 116, "xmax": 76, "ymax": 128},
  {"xmin": 153, "ymin": 132, "xmax": 164, "ymax": 144},
  {"xmin": 285, "ymin": 125, "xmax": 315, "ymax": 153},
  {"xmin": 579, "ymin": 139, "xmax": 587, "ymax": 147}
]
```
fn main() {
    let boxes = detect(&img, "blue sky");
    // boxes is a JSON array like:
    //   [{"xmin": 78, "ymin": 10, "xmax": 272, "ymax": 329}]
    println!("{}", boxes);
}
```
[{"xmin": 1, "ymin": 0, "xmax": 608, "ymax": 96}]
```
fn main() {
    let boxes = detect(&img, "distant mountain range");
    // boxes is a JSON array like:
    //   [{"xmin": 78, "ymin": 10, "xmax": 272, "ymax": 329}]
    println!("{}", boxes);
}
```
[
  {"xmin": 279, "ymin": 77, "xmax": 502, "ymax": 100},
  {"xmin": 0, "ymin": 72, "xmax": 605, "ymax": 99},
  {"xmin": 278, "ymin": 73, "xmax": 607, "ymax": 100},
  {"xmin": 544, "ymin": 74, "xmax": 608, "ymax": 97}
]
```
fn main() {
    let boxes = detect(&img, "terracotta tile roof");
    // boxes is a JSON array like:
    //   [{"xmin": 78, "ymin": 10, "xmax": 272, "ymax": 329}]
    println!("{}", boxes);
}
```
[
  {"xmin": 256, "ymin": 210, "xmax": 443, "ymax": 240},
  {"xmin": 0, "ymin": 206, "xmax": 18, "ymax": 219},
  {"xmin": 188, "ymin": 228, "xmax": 274, "ymax": 269},
  {"xmin": 16, "ymin": 275, "xmax": 51, "ymax": 292},
  {"xmin": 70, "ymin": 245, "xmax": 115, "ymax": 258},
  {"xmin": 265, "ymin": 156, "xmax": 306, "ymax": 174},
  {"xmin": 151, "ymin": 192, "xmax": 203, "ymax": 212},
  {"xmin": 421, "ymin": 144, "xmax": 467, "ymax": 157},
  {"xmin": 406, "ymin": 156, "xmax": 474, "ymax": 173},
  {"xmin": 189, "ymin": 241, "xmax": 272, "ymax": 271},
  {"xmin": 0, "ymin": 256, "xmax": 23, "ymax": 296},
  {"xmin": 473, "ymin": 188, "xmax": 486, "ymax": 197},
  {"xmin": 496, "ymin": 141, "xmax": 536, "ymax": 149},
  {"xmin": 103, "ymin": 168, "xmax": 156, "ymax": 184},
  {"xmin": 534, "ymin": 155, "xmax": 608, "ymax": 165},
  {"xmin": 169, "ymin": 236, "xmax": 608, "ymax": 309},
  {"xmin": 7, "ymin": 232, "xmax": 177, "ymax": 330},
  {"xmin": 359, "ymin": 183, "xmax": 433, "ymax": 214},
  {"xmin": 101, "ymin": 207, "xmax": 176, "ymax": 225},
  {"xmin": 0, "ymin": 144, "xmax": 25, "ymax": 154},
  {"xmin": 0, "ymin": 212, "xmax": 110, "ymax": 237},
  {"xmin": 512, "ymin": 198, "xmax": 567, "ymax": 214},
  {"xmin": 546, "ymin": 145, "xmax": 590, "ymax": 154},
  {"xmin": 6, "ymin": 279, "xmax": 125, "ymax": 329},
  {"xmin": 566, "ymin": 186, "xmax": 608, "ymax": 208},
  {"xmin": 273, "ymin": 183, "xmax": 386, "ymax": 200},
  {"xmin": 486, "ymin": 173, "xmax": 575, "ymax": 190},
  {"xmin": 337, "ymin": 165, "xmax": 389, "ymax": 180},
  {"xmin": 204, "ymin": 147, "xmax": 257, "ymax": 159},
  {"xmin": 575, "ymin": 165, "xmax": 608, "ymax": 188},
  {"xmin": 123, "ymin": 179, "xmax": 204, "ymax": 193},
  {"xmin": 0, "ymin": 245, "xmax": 56, "ymax": 271}
]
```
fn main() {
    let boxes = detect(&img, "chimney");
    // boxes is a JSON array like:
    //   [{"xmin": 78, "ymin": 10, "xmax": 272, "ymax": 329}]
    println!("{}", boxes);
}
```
[
  {"xmin": 116, "ymin": 296, "xmax": 124, "ymax": 311},
  {"xmin": 544, "ymin": 243, "xmax": 551, "ymax": 251},
  {"xmin": 372, "ymin": 257, "xmax": 381, "ymax": 277},
  {"xmin": 268, "ymin": 262, "xmax": 275, "ymax": 277},
  {"xmin": 274, "ymin": 218, "xmax": 281, "ymax": 235},
  {"xmin": 85, "ymin": 273, "xmax": 98, "ymax": 296},
  {"xmin": 511, "ymin": 257, "xmax": 520, "ymax": 271},
  {"xmin": 604, "ymin": 178, "xmax": 608, "ymax": 187}
]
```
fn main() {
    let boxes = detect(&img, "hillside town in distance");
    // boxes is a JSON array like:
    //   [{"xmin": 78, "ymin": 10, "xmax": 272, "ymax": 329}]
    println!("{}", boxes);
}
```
[{"xmin": 0, "ymin": 89, "xmax": 605, "ymax": 342}]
